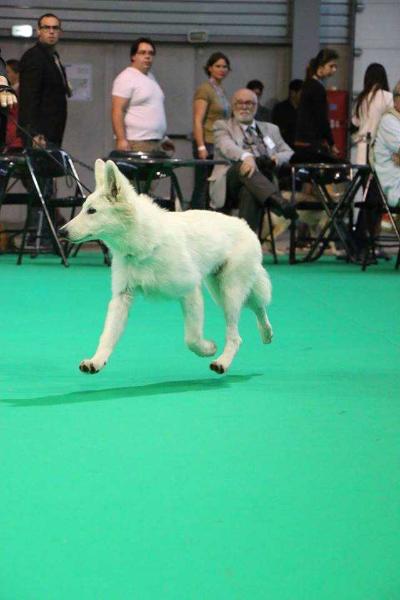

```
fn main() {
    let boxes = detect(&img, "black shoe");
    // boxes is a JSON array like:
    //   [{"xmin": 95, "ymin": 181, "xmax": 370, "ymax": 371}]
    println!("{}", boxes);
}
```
[{"xmin": 266, "ymin": 193, "xmax": 298, "ymax": 220}]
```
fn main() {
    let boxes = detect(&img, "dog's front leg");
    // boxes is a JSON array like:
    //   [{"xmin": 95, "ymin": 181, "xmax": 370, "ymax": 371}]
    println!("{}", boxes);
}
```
[
  {"xmin": 80, "ymin": 291, "xmax": 133, "ymax": 374},
  {"xmin": 180, "ymin": 287, "xmax": 217, "ymax": 357}
]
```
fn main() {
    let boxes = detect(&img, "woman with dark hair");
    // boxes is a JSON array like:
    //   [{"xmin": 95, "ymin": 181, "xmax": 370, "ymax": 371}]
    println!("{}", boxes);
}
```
[
  {"xmin": 293, "ymin": 48, "xmax": 340, "ymax": 163},
  {"xmin": 352, "ymin": 63, "xmax": 392, "ymax": 164},
  {"xmin": 190, "ymin": 51, "xmax": 231, "ymax": 209},
  {"xmin": 352, "ymin": 64, "xmax": 393, "ymax": 257}
]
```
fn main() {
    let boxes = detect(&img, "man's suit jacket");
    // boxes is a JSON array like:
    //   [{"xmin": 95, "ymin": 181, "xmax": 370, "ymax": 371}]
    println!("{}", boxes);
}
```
[
  {"xmin": 209, "ymin": 117, "xmax": 293, "ymax": 209},
  {"xmin": 19, "ymin": 43, "xmax": 69, "ymax": 146}
]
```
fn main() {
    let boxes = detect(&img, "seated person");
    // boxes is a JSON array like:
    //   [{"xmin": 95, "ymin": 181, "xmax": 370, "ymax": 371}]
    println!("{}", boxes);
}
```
[
  {"xmin": 209, "ymin": 88, "xmax": 297, "ymax": 233},
  {"xmin": 374, "ymin": 81, "xmax": 400, "ymax": 207}
]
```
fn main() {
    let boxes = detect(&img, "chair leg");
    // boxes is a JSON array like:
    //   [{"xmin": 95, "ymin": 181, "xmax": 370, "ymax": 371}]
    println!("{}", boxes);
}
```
[
  {"xmin": 71, "ymin": 243, "xmax": 81, "ymax": 258},
  {"xmin": 25, "ymin": 158, "xmax": 69, "ymax": 267},
  {"xmin": 101, "ymin": 242, "xmax": 111, "ymax": 266},
  {"xmin": 288, "ymin": 218, "xmax": 297, "ymax": 264},
  {"xmin": 17, "ymin": 200, "xmax": 33, "ymax": 265},
  {"xmin": 266, "ymin": 207, "xmax": 278, "ymax": 264}
]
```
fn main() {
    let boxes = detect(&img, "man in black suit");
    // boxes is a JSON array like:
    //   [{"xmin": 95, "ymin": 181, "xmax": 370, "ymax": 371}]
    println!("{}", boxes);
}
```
[
  {"xmin": 18, "ymin": 14, "xmax": 71, "ymax": 248},
  {"xmin": 19, "ymin": 13, "xmax": 71, "ymax": 148}
]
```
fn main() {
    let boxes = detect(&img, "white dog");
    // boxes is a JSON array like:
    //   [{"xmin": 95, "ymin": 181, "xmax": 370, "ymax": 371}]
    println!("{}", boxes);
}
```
[{"xmin": 60, "ymin": 160, "xmax": 273, "ymax": 375}]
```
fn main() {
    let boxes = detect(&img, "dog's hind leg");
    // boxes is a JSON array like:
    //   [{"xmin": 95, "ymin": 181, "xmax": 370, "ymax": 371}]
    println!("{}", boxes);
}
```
[
  {"xmin": 180, "ymin": 287, "xmax": 217, "ymax": 357},
  {"xmin": 210, "ymin": 281, "xmax": 245, "ymax": 375},
  {"xmin": 79, "ymin": 291, "xmax": 133, "ymax": 374},
  {"xmin": 246, "ymin": 266, "xmax": 273, "ymax": 344},
  {"xmin": 209, "ymin": 257, "xmax": 258, "ymax": 374}
]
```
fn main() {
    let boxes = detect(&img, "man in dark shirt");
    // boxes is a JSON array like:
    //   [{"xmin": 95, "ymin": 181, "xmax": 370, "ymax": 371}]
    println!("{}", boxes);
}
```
[
  {"xmin": 271, "ymin": 79, "xmax": 303, "ymax": 149},
  {"xmin": 246, "ymin": 80, "xmax": 271, "ymax": 122},
  {"xmin": 19, "ymin": 12, "xmax": 71, "ymax": 148}
]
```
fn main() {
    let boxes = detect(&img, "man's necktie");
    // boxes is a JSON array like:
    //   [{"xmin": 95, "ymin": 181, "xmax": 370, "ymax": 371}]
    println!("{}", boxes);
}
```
[
  {"xmin": 244, "ymin": 125, "xmax": 269, "ymax": 158},
  {"xmin": 54, "ymin": 52, "xmax": 72, "ymax": 97}
]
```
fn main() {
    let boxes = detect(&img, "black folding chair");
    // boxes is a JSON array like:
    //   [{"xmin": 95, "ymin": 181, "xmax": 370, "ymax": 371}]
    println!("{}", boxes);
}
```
[
  {"xmin": 0, "ymin": 149, "xmax": 108, "ymax": 266},
  {"xmin": 288, "ymin": 163, "xmax": 369, "ymax": 264},
  {"xmin": 107, "ymin": 151, "xmax": 183, "ymax": 211}
]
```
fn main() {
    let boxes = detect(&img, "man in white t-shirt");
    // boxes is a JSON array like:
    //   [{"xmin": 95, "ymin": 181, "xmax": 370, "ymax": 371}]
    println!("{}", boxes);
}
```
[{"xmin": 111, "ymin": 37, "xmax": 174, "ymax": 154}]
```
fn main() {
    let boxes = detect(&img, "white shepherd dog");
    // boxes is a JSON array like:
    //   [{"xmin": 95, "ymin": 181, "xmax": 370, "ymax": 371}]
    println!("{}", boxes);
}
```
[{"xmin": 61, "ymin": 160, "xmax": 273, "ymax": 375}]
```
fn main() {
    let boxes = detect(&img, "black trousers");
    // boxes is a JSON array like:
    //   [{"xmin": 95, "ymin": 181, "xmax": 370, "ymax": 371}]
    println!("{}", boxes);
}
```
[
  {"xmin": 224, "ymin": 161, "xmax": 278, "ymax": 232},
  {"xmin": 353, "ymin": 178, "xmax": 382, "ymax": 250}
]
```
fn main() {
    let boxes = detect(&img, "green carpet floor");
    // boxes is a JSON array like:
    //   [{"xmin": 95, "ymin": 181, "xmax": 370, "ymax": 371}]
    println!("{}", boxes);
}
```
[{"xmin": 0, "ymin": 252, "xmax": 399, "ymax": 600}]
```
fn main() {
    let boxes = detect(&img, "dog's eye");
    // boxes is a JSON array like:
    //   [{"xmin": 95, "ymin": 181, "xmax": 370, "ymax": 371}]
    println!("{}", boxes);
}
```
[{"xmin": 87, "ymin": 207, "xmax": 97, "ymax": 214}]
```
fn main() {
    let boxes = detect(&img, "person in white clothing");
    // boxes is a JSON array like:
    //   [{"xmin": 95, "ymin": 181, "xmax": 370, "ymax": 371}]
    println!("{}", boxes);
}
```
[
  {"xmin": 351, "ymin": 63, "xmax": 393, "ymax": 255},
  {"xmin": 352, "ymin": 63, "xmax": 393, "ymax": 165},
  {"xmin": 111, "ymin": 37, "xmax": 174, "ymax": 154},
  {"xmin": 374, "ymin": 82, "xmax": 400, "ymax": 207}
]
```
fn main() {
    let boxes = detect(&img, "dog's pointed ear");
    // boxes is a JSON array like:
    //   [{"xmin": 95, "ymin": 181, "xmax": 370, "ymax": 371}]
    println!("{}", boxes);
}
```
[
  {"xmin": 104, "ymin": 161, "xmax": 122, "ymax": 202},
  {"xmin": 94, "ymin": 159, "xmax": 105, "ymax": 186}
]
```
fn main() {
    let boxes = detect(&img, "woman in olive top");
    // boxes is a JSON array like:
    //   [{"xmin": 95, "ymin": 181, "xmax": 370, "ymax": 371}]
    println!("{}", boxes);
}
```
[{"xmin": 190, "ymin": 52, "xmax": 231, "ymax": 209}]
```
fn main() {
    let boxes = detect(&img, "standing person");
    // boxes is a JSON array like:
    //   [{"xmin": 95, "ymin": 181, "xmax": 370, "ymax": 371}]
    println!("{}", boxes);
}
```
[
  {"xmin": 111, "ymin": 37, "xmax": 174, "ymax": 154},
  {"xmin": 271, "ymin": 79, "xmax": 303, "ymax": 149},
  {"xmin": 352, "ymin": 63, "xmax": 392, "ymax": 164},
  {"xmin": 5, "ymin": 60, "xmax": 23, "ymax": 150},
  {"xmin": 19, "ymin": 13, "xmax": 71, "ymax": 149},
  {"xmin": 246, "ymin": 80, "xmax": 270, "ymax": 122},
  {"xmin": 352, "ymin": 63, "xmax": 393, "ymax": 255},
  {"xmin": 0, "ymin": 51, "xmax": 18, "ymax": 149},
  {"xmin": 18, "ymin": 13, "xmax": 71, "ymax": 248},
  {"xmin": 294, "ymin": 49, "xmax": 340, "ymax": 163},
  {"xmin": 190, "ymin": 52, "xmax": 231, "ymax": 209}
]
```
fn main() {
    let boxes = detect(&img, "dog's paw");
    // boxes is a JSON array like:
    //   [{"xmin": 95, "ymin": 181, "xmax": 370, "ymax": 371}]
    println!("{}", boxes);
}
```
[
  {"xmin": 263, "ymin": 326, "xmax": 273, "ymax": 344},
  {"xmin": 187, "ymin": 339, "xmax": 217, "ymax": 357},
  {"xmin": 79, "ymin": 359, "xmax": 104, "ymax": 374},
  {"xmin": 210, "ymin": 361, "xmax": 226, "ymax": 375},
  {"xmin": 199, "ymin": 340, "xmax": 217, "ymax": 357},
  {"xmin": 259, "ymin": 324, "xmax": 273, "ymax": 344}
]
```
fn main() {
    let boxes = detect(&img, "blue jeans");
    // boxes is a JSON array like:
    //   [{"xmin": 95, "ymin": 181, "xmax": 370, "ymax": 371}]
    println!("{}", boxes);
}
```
[{"xmin": 190, "ymin": 141, "xmax": 214, "ymax": 210}]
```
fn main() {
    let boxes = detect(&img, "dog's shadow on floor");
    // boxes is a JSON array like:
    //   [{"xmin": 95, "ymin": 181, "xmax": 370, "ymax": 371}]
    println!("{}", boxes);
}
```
[{"xmin": 3, "ymin": 374, "xmax": 263, "ymax": 408}]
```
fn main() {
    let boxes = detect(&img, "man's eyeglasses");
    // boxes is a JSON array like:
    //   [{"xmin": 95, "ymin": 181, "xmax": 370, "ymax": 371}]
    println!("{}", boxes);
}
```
[
  {"xmin": 234, "ymin": 100, "xmax": 256, "ymax": 108},
  {"xmin": 39, "ymin": 25, "xmax": 61, "ymax": 31}
]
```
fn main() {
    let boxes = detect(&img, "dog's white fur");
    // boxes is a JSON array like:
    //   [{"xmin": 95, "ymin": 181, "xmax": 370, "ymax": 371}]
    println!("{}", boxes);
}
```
[{"xmin": 61, "ymin": 160, "xmax": 273, "ymax": 375}]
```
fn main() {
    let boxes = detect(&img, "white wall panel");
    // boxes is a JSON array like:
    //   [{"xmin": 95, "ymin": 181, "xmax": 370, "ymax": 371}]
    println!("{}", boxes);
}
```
[{"xmin": 353, "ymin": 0, "xmax": 400, "ymax": 93}]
